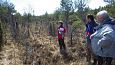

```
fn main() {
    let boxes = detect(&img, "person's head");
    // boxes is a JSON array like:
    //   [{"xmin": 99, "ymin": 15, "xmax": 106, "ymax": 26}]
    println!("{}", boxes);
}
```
[
  {"xmin": 86, "ymin": 14, "xmax": 95, "ymax": 23},
  {"xmin": 96, "ymin": 10, "xmax": 110, "ymax": 24},
  {"xmin": 58, "ymin": 21, "xmax": 63, "ymax": 26}
]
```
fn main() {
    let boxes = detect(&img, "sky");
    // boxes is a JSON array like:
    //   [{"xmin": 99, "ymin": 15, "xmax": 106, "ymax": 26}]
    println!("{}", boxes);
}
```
[{"xmin": 8, "ymin": 0, "xmax": 108, "ymax": 16}]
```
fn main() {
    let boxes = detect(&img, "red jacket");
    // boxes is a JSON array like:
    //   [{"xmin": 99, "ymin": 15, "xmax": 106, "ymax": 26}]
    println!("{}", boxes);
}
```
[{"xmin": 57, "ymin": 26, "xmax": 66, "ymax": 39}]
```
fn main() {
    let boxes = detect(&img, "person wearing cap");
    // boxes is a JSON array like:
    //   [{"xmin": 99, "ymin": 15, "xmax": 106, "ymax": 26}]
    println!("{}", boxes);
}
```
[
  {"xmin": 91, "ymin": 10, "xmax": 115, "ymax": 65},
  {"xmin": 57, "ymin": 21, "xmax": 66, "ymax": 50}
]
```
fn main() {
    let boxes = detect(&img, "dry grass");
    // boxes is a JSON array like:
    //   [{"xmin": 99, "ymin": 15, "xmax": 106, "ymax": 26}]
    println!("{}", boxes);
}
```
[{"xmin": 0, "ymin": 23, "xmax": 89, "ymax": 65}]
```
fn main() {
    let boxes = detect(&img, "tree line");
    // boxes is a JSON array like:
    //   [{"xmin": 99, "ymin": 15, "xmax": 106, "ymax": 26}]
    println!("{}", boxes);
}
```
[{"xmin": 0, "ymin": 0, "xmax": 115, "ymax": 46}]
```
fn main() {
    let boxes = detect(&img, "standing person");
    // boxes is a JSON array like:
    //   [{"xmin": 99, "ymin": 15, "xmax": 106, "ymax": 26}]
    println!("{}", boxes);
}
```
[
  {"xmin": 85, "ymin": 14, "xmax": 98, "ymax": 64},
  {"xmin": 91, "ymin": 10, "xmax": 115, "ymax": 65},
  {"xmin": 57, "ymin": 21, "xmax": 66, "ymax": 51}
]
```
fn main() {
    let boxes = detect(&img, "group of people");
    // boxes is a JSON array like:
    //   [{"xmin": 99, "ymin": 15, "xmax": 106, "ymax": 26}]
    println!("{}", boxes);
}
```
[
  {"xmin": 57, "ymin": 10, "xmax": 115, "ymax": 65},
  {"xmin": 85, "ymin": 10, "xmax": 115, "ymax": 65}
]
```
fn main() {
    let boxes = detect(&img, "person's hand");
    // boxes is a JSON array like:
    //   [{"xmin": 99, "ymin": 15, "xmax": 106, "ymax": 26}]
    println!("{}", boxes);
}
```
[{"xmin": 90, "ymin": 35, "xmax": 93, "ymax": 39}]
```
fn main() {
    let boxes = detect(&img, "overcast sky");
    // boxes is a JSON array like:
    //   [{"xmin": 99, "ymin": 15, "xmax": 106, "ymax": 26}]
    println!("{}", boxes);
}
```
[{"xmin": 9, "ymin": 0, "xmax": 107, "ymax": 16}]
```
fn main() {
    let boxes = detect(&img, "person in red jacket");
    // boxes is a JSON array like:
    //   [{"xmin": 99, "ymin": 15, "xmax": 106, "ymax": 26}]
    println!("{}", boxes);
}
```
[{"xmin": 57, "ymin": 21, "xmax": 66, "ymax": 50}]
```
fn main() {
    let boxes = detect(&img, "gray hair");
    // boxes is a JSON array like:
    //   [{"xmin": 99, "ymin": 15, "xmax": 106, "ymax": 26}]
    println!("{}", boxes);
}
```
[{"xmin": 96, "ymin": 10, "xmax": 110, "ymax": 20}]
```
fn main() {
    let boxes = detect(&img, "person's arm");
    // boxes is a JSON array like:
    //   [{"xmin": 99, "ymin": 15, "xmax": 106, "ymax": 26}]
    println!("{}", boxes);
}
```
[
  {"xmin": 98, "ymin": 26, "xmax": 115, "ymax": 48},
  {"xmin": 98, "ymin": 34, "xmax": 113, "ymax": 48},
  {"xmin": 64, "ymin": 27, "xmax": 66, "ymax": 33}
]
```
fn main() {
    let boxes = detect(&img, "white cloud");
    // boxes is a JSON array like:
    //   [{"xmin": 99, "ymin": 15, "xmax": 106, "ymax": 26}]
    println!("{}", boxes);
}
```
[
  {"xmin": 10, "ymin": 0, "xmax": 61, "ymax": 16},
  {"xmin": 88, "ymin": 0, "xmax": 107, "ymax": 9},
  {"xmin": 9, "ymin": 0, "xmax": 108, "ymax": 16}
]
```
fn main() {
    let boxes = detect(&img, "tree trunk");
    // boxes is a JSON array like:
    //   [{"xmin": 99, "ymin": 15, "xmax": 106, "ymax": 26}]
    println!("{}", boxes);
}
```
[{"xmin": 64, "ymin": 11, "xmax": 69, "ymax": 33}]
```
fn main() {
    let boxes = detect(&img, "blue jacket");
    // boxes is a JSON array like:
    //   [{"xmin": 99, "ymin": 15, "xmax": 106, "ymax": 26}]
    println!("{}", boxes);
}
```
[
  {"xmin": 91, "ymin": 19, "xmax": 115, "ymax": 58},
  {"xmin": 86, "ymin": 21, "xmax": 97, "ymax": 36}
]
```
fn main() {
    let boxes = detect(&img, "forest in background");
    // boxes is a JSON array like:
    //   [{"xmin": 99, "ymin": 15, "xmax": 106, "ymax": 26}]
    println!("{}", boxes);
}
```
[{"xmin": 0, "ymin": 0, "xmax": 115, "ymax": 65}]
